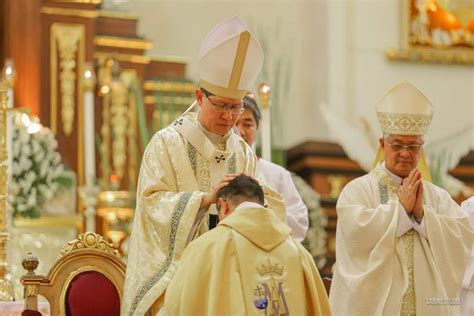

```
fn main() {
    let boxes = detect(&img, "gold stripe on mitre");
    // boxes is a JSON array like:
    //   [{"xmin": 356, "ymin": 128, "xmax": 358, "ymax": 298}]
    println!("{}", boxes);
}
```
[
  {"xmin": 372, "ymin": 147, "xmax": 432, "ymax": 182},
  {"xmin": 200, "ymin": 80, "xmax": 247, "ymax": 99},
  {"xmin": 229, "ymin": 31, "xmax": 250, "ymax": 90}
]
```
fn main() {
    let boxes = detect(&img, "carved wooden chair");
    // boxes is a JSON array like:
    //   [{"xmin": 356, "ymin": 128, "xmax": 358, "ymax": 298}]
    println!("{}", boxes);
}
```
[{"xmin": 21, "ymin": 232, "xmax": 126, "ymax": 316}]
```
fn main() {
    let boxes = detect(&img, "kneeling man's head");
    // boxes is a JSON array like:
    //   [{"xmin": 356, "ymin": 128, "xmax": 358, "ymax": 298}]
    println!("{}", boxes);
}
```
[{"xmin": 216, "ymin": 175, "xmax": 264, "ymax": 220}]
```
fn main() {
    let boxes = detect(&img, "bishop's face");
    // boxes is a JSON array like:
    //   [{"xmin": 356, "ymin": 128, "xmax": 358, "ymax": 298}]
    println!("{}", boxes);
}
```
[
  {"xmin": 196, "ymin": 89, "xmax": 243, "ymax": 136},
  {"xmin": 380, "ymin": 134, "xmax": 424, "ymax": 178}
]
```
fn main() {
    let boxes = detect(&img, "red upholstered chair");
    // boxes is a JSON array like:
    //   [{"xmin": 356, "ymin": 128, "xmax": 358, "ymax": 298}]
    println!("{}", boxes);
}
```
[{"xmin": 21, "ymin": 232, "xmax": 126, "ymax": 316}]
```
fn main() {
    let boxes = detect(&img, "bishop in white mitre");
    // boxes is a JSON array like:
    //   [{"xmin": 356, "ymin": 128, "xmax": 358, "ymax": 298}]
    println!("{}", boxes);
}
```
[
  {"xmin": 329, "ymin": 81, "xmax": 472, "ymax": 316},
  {"xmin": 122, "ymin": 16, "xmax": 285, "ymax": 315}
]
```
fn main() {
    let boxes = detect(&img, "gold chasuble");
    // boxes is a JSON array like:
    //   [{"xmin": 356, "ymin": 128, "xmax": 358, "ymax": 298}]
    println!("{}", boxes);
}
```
[
  {"xmin": 329, "ymin": 164, "xmax": 472, "ymax": 316},
  {"xmin": 164, "ymin": 205, "xmax": 331, "ymax": 315},
  {"xmin": 122, "ymin": 112, "xmax": 285, "ymax": 315}
]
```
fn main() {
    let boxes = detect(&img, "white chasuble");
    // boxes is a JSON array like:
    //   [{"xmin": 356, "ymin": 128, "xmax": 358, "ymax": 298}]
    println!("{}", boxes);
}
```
[
  {"xmin": 122, "ymin": 112, "xmax": 285, "ymax": 315},
  {"xmin": 329, "ymin": 164, "xmax": 472, "ymax": 316}
]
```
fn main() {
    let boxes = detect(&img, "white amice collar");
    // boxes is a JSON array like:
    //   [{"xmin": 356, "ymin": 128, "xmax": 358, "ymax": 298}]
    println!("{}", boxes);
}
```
[
  {"xmin": 235, "ymin": 201, "xmax": 264, "ymax": 211},
  {"xmin": 196, "ymin": 116, "xmax": 231, "ymax": 144},
  {"xmin": 381, "ymin": 162, "xmax": 403, "ymax": 185}
]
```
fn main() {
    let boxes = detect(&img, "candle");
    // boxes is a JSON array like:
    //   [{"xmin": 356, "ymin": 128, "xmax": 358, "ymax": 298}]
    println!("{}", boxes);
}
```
[
  {"xmin": 83, "ymin": 63, "xmax": 96, "ymax": 187},
  {"xmin": 258, "ymin": 83, "xmax": 271, "ymax": 161}
]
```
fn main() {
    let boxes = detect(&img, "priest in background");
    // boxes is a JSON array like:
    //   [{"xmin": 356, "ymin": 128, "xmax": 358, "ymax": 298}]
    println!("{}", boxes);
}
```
[
  {"xmin": 164, "ymin": 175, "xmax": 331, "ymax": 315},
  {"xmin": 329, "ymin": 81, "xmax": 472, "ymax": 315},
  {"xmin": 236, "ymin": 95, "xmax": 309, "ymax": 241},
  {"xmin": 122, "ymin": 16, "xmax": 285, "ymax": 315}
]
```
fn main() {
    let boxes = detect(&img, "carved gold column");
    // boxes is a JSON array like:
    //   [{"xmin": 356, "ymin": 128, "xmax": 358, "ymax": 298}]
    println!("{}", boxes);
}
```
[
  {"xmin": 50, "ymin": 23, "xmax": 85, "ymax": 137},
  {"xmin": 50, "ymin": 23, "xmax": 85, "ymax": 186},
  {"xmin": 109, "ymin": 79, "xmax": 128, "ymax": 183},
  {"xmin": 98, "ymin": 58, "xmax": 114, "ymax": 188},
  {"xmin": 0, "ymin": 83, "xmax": 14, "ymax": 300}
]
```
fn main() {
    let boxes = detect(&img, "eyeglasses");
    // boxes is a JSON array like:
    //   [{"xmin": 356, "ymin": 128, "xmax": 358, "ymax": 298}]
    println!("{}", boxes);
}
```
[
  {"xmin": 201, "ymin": 88, "xmax": 244, "ymax": 115},
  {"xmin": 385, "ymin": 140, "xmax": 424, "ymax": 153}
]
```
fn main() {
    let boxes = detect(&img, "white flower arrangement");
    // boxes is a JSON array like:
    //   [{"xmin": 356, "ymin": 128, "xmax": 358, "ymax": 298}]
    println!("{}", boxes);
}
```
[
  {"xmin": 9, "ymin": 114, "xmax": 65, "ymax": 218},
  {"xmin": 291, "ymin": 174, "xmax": 328, "ymax": 270}
]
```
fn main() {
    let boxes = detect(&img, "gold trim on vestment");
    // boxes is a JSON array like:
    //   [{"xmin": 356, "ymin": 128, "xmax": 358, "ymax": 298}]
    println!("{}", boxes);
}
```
[{"xmin": 200, "ymin": 79, "xmax": 246, "ymax": 99}]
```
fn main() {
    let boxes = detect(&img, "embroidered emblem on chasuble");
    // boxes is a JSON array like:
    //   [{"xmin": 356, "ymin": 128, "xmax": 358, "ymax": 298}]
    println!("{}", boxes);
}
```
[
  {"xmin": 254, "ymin": 257, "xmax": 289, "ymax": 315},
  {"xmin": 215, "ymin": 154, "xmax": 226, "ymax": 163},
  {"xmin": 371, "ymin": 166, "xmax": 416, "ymax": 315},
  {"xmin": 173, "ymin": 118, "xmax": 183, "ymax": 126},
  {"xmin": 175, "ymin": 114, "xmax": 241, "ymax": 192}
]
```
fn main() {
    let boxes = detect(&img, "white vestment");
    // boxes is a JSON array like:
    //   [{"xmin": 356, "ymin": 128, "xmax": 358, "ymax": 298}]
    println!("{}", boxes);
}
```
[
  {"xmin": 121, "ymin": 112, "xmax": 285, "ymax": 315},
  {"xmin": 460, "ymin": 197, "xmax": 474, "ymax": 316},
  {"xmin": 258, "ymin": 158, "xmax": 309, "ymax": 241},
  {"xmin": 329, "ymin": 163, "xmax": 472, "ymax": 316}
]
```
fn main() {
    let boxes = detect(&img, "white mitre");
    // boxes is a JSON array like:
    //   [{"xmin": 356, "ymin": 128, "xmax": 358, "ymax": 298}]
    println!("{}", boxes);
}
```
[
  {"xmin": 198, "ymin": 16, "xmax": 264, "ymax": 99},
  {"xmin": 376, "ymin": 81, "xmax": 434, "ymax": 135}
]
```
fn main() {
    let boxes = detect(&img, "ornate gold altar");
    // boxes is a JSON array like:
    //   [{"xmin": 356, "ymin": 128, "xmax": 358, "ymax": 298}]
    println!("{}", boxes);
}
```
[
  {"xmin": 386, "ymin": 0, "xmax": 474, "ymax": 64},
  {"xmin": 96, "ymin": 190, "xmax": 134, "ymax": 256},
  {"xmin": 1, "ymin": 0, "xmax": 194, "ymax": 299}
]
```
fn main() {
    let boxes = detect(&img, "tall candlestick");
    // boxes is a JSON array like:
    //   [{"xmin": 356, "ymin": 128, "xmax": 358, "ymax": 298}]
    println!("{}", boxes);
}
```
[
  {"xmin": 258, "ymin": 83, "xmax": 272, "ymax": 161},
  {"xmin": 81, "ymin": 62, "xmax": 99, "ymax": 233},
  {"xmin": 2, "ymin": 60, "xmax": 15, "ymax": 173},
  {"xmin": 83, "ymin": 63, "xmax": 96, "ymax": 187}
]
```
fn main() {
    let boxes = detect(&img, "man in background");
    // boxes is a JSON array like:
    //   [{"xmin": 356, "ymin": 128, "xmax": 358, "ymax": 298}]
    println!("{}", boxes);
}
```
[
  {"xmin": 236, "ymin": 95, "xmax": 309, "ymax": 241},
  {"xmin": 164, "ymin": 175, "xmax": 330, "ymax": 315}
]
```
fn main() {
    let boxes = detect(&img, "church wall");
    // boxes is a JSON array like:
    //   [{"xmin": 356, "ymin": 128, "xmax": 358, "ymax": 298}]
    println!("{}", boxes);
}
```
[
  {"xmin": 132, "ymin": 0, "xmax": 474, "ymax": 151},
  {"xmin": 328, "ymin": 0, "xmax": 474, "ymax": 150}
]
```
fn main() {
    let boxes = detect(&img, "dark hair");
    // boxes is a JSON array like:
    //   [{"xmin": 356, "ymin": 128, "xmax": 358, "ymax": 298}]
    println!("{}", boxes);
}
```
[
  {"xmin": 243, "ymin": 96, "xmax": 262, "ymax": 127},
  {"xmin": 216, "ymin": 174, "xmax": 264, "ymax": 206},
  {"xmin": 200, "ymin": 87, "xmax": 215, "ymax": 97}
]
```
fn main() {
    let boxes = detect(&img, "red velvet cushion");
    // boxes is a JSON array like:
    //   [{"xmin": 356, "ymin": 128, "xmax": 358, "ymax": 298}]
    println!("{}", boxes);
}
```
[
  {"xmin": 65, "ymin": 271, "xmax": 120, "ymax": 316},
  {"xmin": 21, "ymin": 310, "xmax": 42, "ymax": 316}
]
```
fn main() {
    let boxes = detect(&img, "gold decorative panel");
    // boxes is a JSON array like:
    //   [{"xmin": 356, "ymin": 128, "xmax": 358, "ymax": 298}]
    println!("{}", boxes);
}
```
[
  {"xmin": 386, "ymin": 0, "xmax": 474, "ymax": 64},
  {"xmin": 110, "ymin": 81, "xmax": 128, "ymax": 183},
  {"xmin": 50, "ymin": 23, "xmax": 85, "ymax": 136},
  {"xmin": 96, "ymin": 58, "xmax": 139, "ymax": 190}
]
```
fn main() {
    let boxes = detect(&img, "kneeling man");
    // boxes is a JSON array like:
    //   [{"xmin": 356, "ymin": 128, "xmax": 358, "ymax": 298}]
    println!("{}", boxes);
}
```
[{"xmin": 164, "ymin": 175, "xmax": 330, "ymax": 315}]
